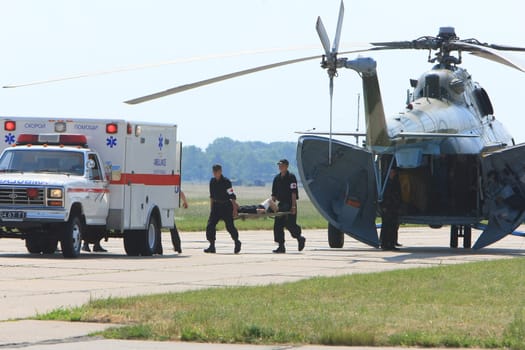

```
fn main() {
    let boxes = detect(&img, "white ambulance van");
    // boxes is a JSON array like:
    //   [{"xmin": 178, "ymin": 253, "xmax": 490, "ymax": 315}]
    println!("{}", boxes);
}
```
[{"xmin": 0, "ymin": 117, "xmax": 181, "ymax": 258}]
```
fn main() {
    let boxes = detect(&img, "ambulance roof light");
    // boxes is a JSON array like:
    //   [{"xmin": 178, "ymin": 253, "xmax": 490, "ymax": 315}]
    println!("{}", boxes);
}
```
[
  {"xmin": 106, "ymin": 123, "xmax": 118, "ymax": 134},
  {"xmin": 17, "ymin": 134, "xmax": 88, "ymax": 147},
  {"xmin": 4, "ymin": 121, "xmax": 16, "ymax": 131}
]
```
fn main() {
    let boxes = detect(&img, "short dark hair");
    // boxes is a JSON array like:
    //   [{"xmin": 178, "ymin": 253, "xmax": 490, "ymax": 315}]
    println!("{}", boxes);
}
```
[
  {"xmin": 212, "ymin": 164, "xmax": 222, "ymax": 171},
  {"xmin": 277, "ymin": 159, "xmax": 289, "ymax": 166}
]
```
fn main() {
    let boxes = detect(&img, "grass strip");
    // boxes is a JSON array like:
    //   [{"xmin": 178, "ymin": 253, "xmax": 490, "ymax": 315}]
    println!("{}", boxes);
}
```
[{"xmin": 37, "ymin": 258, "xmax": 525, "ymax": 349}]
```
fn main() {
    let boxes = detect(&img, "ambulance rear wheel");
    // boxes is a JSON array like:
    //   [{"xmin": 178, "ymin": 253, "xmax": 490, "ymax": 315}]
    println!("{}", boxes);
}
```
[
  {"xmin": 124, "ymin": 231, "xmax": 141, "ymax": 256},
  {"xmin": 140, "ymin": 216, "xmax": 160, "ymax": 256},
  {"xmin": 61, "ymin": 215, "xmax": 83, "ymax": 258},
  {"xmin": 328, "ymin": 223, "xmax": 344, "ymax": 248}
]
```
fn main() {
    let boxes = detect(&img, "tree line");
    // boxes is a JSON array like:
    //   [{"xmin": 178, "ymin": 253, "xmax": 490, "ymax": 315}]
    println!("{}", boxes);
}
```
[{"xmin": 182, "ymin": 137, "xmax": 298, "ymax": 185}]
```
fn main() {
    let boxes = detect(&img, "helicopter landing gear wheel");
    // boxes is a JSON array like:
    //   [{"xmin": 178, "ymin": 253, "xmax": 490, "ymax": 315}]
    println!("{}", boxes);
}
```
[
  {"xmin": 450, "ymin": 225, "xmax": 471, "ymax": 249},
  {"xmin": 328, "ymin": 223, "xmax": 344, "ymax": 248},
  {"xmin": 450, "ymin": 225, "xmax": 459, "ymax": 248},
  {"xmin": 463, "ymin": 225, "xmax": 472, "ymax": 249}
]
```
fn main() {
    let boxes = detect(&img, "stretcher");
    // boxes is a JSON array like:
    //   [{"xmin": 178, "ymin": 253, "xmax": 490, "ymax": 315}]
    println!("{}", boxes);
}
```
[{"xmin": 234, "ymin": 211, "xmax": 292, "ymax": 221}]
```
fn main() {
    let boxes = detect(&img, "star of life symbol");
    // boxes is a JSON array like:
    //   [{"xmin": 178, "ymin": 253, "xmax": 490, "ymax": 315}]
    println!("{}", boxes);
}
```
[
  {"xmin": 4, "ymin": 133, "xmax": 15, "ymax": 145},
  {"xmin": 106, "ymin": 136, "xmax": 117, "ymax": 148},
  {"xmin": 158, "ymin": 134, "xmax": 164, "ymax": 151}
]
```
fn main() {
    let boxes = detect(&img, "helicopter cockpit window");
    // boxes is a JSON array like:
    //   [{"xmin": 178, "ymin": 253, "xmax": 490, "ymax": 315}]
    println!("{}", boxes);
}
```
[{"xmin": 425, "ymin": 74, "xmax": 441, "ymax": 99}]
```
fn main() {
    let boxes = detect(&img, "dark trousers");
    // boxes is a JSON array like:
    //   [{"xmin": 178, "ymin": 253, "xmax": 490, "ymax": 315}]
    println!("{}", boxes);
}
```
[
  {"xmin": 170, "ymin": 224, "xmax": 181, "ymax": 251},
  {"xmin": 380, "ymin": 213, "xmax": 399, "ymax": 249},
  {"xmin": 206, "ymin": 203, "xmax": 239, "ymax": 242},
  {"xmin": 273, "ymin": 203, "xmax": 302, "ymax": 244}
]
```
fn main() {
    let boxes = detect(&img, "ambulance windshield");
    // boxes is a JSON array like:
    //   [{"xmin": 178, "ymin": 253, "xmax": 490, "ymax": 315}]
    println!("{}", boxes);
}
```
[{"xmin": 0, "ymin": 149, "xmax": 85, "ymax": 176}]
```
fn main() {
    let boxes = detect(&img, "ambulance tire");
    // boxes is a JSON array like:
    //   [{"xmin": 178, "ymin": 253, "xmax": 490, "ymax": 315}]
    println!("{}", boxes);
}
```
[
  {"xmin": 25, "ymin": 234, "xmax": 58, "ymax": 254},
  {"xmin": 61, "ymin": 215, "xmax": 83, "ymax": 258},
  {"xmin": 25, "ymin": 234, "xmax": 43, "ymax": 254},
  {"xmin": 124, "ymin": 231, "xmax": 141, "ymax": 256},
  {"xmin": 140, "ymin": 215, "xmax": 160, "ymax": 256},
  {"xmin": 41, "ymin": 237, "xmax": 58, "ymax": 254},
  {"xmin": 328, "ymin": 223, "xmax": 344, "ymax": 248}
]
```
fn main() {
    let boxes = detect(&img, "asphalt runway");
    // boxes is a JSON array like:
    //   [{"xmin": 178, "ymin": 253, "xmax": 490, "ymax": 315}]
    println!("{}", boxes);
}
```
[{"xmin": 1, "ymin": 226, "xmax": 524, "ymax": 349}]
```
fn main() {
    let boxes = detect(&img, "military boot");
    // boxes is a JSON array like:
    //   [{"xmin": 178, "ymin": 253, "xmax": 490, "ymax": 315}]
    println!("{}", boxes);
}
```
[
  {"xmin": 204, "ymin": 242, "xmax": 216, "ymax": 254},
  {"xmin": 234, "ymin": 240, "xmax": 242, "ymax": 254},
  {"xmin": 272, "ymin": 244, "xmax": 286, "ymax": 254}
]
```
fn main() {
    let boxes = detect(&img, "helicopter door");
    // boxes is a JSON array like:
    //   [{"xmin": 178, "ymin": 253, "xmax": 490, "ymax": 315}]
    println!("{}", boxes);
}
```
[
  {"xmin": 297, "ymin": 136, "xmax": 379, "ymax": 247},
  {"xmin": 476, "ymin": 144, "xmax": 525, "ymax": 249}
]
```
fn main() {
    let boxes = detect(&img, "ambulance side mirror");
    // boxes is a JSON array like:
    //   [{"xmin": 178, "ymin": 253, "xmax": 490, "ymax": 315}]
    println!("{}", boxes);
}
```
[
  {"xmin": 86, "ymin": 159, "xmax": 96, "ymax": 169},
  {"xmin": 105, "ymin": 163, "xmax": 121, "ymax": 182}
]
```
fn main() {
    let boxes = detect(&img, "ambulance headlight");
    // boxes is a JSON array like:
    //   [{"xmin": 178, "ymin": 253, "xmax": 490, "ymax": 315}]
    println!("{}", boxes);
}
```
[{"xmin": 48, "ymin": 188, "xmax": 63, "ymax": 198}]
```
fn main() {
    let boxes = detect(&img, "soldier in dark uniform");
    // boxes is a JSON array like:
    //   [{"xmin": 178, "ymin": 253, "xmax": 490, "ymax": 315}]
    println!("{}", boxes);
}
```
[
  {"xmin": 271, "ymin": 159, "xmax": 306, "ymax": 253},
  {"xmin": 204, "ymin": 164, "xmax": 241, "ymax": 254},
  {"xmin": 380, "ymin": 167, "xmax": 402, "ymax": 251},
  {"xmin": 170, "ymin": 190, "xmax": 188, "ymax": 254}
]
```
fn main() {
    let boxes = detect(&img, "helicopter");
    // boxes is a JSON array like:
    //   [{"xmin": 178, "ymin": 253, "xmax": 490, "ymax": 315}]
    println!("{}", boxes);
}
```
[
  {"xmin": 5, "ymin": 2, "xmax": 525, "ymax": 250},
  {"xmin": 296, "ymin": 2, "xmax": 525, "ymax": 250},
  {"xmin": 119, "ymin": 2, "xmax": 525, "ymax": 250}
]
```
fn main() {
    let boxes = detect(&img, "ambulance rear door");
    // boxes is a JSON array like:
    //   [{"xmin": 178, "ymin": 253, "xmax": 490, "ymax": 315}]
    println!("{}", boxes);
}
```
[{"xmin": 123, "ymin": 123, "xmax": 179, "ymax": 229}]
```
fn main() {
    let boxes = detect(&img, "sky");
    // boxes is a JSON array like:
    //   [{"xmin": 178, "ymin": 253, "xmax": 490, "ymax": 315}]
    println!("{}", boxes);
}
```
[{"xmin": 0, "ymin": 0, "xmax": 523, "ymax": 149}]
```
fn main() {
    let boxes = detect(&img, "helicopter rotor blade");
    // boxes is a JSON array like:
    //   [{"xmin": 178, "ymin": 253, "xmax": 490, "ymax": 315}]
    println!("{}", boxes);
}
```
[
  {"xmin": 453, "ymin": 41, "xmax": 525, "ymax": 72},
  {"xmin": 370, "ymin": 37, "xmax": 440, "ymax": 51},
  {"xmin": 124, "ymin": 47, "xmax": 374, "ymax": 105},
  {"xmin": 369, "ymin": 38, "xmax": 525, "ymax": 72},
  {"xmin": 332, "ymin": 0, "xmax": 345, "ymax": 53},
  {"xmin": 125, "ymin": 54, "xmax": 318, "ymax": 104},
  {"xmin": 316, "ymin": 17, "xmax": 331, "ymax": 57},
  {"xmin": 460, "ymin": 40, "xmax": 525, "ymax": 52},
  {"xmin": 2, "ymin": 46, "xmax": 321, "ymax": 89},
  {"xmin": 488, "ymin": 44, "xmax": 525, "ymax": 52}
]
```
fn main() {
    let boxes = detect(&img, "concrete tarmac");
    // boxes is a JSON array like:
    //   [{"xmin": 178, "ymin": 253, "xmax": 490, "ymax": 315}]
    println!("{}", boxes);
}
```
[{"xmin": 1, "ymin": 227, "xmax": 524, "ymax": 349}]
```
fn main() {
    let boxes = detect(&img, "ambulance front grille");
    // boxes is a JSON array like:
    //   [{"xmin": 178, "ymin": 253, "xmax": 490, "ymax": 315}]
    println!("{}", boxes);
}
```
[{"xmin": 0, "ymin": 187, "xmax": 45, "ymax": 206}]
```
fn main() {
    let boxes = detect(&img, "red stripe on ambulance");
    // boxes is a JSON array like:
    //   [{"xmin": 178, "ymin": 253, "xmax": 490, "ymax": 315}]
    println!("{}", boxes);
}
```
[{"xmin": 110, "ymin": 173, "xmax": 181, "ymax": 186}]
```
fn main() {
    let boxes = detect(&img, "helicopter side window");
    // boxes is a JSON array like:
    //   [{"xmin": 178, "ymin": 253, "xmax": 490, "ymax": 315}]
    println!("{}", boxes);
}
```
[{"xmin": 473, "ymin": 87, "xmax": 494, "ymax": 116}]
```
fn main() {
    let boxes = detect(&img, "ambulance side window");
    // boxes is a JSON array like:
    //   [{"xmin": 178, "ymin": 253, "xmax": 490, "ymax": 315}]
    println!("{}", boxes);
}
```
[{"xmin": 88, "ymin": 154, "xmax": 102, "ymax": 181}]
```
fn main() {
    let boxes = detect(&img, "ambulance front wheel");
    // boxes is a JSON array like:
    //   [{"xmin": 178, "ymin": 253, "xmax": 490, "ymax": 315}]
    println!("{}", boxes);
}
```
[{"xmin": 61, "ymin": 214, "xmax": 83, "ymax": 258}]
